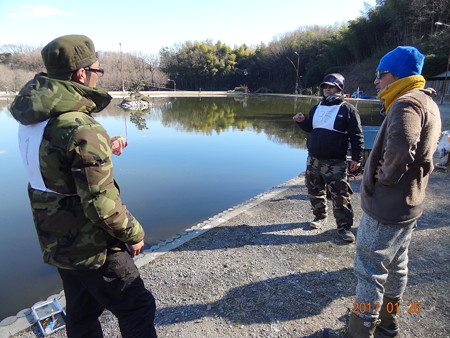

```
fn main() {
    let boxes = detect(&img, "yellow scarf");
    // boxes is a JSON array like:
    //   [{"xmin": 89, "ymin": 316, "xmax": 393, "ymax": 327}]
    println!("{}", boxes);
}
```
[{"xmin": 378, "ymin": 75, "xmax": 425, "ymax": 114}]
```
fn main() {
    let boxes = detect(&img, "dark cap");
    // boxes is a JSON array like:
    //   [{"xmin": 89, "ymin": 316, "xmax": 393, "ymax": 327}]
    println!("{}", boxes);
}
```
[
  {"xmin": 41, "ymin": 35, "xmax": 97, "ymax": 78},
  {"xmin": 320, "ymin": 73, "xmax": 344, "ymax": 91}
]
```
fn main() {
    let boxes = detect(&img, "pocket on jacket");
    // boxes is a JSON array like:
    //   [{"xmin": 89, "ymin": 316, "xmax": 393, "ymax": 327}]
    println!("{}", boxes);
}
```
[{"xmin": 404, "ymin": 164, "xmax": 430, "ymax": 206}]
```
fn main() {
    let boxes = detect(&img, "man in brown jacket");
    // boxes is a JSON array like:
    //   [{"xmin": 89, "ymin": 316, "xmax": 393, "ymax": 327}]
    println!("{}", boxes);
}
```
[{"xmin": 346, "ymin": 46, "xmax": 441, "ymax": 337}]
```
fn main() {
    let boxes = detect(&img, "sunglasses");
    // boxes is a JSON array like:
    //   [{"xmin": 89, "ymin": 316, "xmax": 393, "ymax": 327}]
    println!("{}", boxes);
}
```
[
  {"xmin": 84, "ymin": 67, "xmax": 105, "ymax": 77},
  {"xmin": 375, "ymin": 70, "xmax": 390, "ymax": 79}
]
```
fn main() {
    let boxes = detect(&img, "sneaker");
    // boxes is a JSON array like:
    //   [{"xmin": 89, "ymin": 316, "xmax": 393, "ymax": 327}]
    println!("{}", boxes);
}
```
[
  {"xmin": 338, "ymin": 228, "xmax": 355, "ymax": 242},
  {"xmin": 310, "ymin": 217, "xmax": 327, "ymax": 229}
]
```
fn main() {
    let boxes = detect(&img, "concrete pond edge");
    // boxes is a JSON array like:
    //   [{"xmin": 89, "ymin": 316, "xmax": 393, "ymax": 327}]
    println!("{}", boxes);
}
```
[{"xmin": 0, "ymin": 175, "xmax": 304, "ymax": 337}]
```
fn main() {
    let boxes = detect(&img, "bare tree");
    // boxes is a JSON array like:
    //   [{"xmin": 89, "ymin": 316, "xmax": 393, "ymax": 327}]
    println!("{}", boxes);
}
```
[
  {"xmin": 0, "ymin": 44, "xmax": 37, "ymax": 54},
  {"xmin": 0, "ymin": 64, "xmax": 34, "ymax": 92},
  {"xmin": 96, "ymin": 51, "xmax": 167, "ymax": 91}
]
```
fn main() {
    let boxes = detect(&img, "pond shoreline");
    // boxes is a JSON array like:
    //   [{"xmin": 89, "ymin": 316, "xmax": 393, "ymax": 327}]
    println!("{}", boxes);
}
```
[
  {"xmin": 1, "ymin": 90, "xmax": 379, "ymax": 102},
  {"xmin": 1, "ymin": 175, "xmax": 303, "ymax": 336}
]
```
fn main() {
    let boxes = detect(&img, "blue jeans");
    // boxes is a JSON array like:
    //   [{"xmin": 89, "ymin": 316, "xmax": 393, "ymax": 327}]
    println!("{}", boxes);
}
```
[{"xmin": 353, "ymin": 213, "xmax": 416, "ymax": 319}]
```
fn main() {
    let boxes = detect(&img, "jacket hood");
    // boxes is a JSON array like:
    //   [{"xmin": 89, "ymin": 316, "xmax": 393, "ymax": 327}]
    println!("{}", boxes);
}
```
[
  {"xmin": 9, "ymin": 73, "xmax": 112, "ymax": 125},
  {"xmin": 420, "ymin": 87, "xmax": 437, "ymax": 97}
]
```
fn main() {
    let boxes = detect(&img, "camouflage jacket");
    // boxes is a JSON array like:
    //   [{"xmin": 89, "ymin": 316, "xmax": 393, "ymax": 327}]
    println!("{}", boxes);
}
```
[{"xmin": 9, "ymin": 73, "xmax": 144, "ymax": 270}]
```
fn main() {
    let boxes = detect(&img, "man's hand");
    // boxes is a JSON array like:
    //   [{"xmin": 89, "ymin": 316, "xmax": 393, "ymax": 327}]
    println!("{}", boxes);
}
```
[
  {"xmin": 349, "ymin": 161, "xmax": 361, "ymax": 172},
  {"xmin": 111, "ymin": 136, "xmax": 128, "ymax": 156},
  {"xmin": 128, "ymin": 240, "xmax": 145, "ymax": 257},
  {"xmin": 293, "ymin": 112, "xmax": 305, "ymax": 123},
  {"xmin": 374, "ymin": 159, "xmax": 384, "ymax": 179}
]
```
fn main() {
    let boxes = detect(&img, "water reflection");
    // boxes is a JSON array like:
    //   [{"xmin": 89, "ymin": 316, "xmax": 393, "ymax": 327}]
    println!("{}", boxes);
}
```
[
  {"xmin": 0, "ymin": 95, "xmax": 382, "ymax": 320},
  {"xmin": 130, "ymin": 110, "xmax": 150, "ymax": 130},
  {"xmin": 122, "ymin": 96, "xmax": 383, "ymax": 144}
]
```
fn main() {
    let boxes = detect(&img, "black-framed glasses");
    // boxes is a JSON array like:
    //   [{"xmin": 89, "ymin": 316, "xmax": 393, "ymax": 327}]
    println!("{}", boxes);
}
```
[
  {"xmin": 84, "ymin": 67, "xmax": 105, "ymax": 77},
  {"xmin": 375, "ymin": 70, "xmax": 390, "ymax": 79}
]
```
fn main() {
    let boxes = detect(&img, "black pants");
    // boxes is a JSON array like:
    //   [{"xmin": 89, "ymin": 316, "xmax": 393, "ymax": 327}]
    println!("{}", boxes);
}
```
[{"xmin": 58, "ymin": 250, "xmax": 157, "ymax": 338}]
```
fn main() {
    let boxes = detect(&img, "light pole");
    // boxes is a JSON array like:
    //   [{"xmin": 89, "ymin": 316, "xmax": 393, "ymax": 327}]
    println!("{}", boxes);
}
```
[
  {"xmin": 286, "ymin": 52, "xmax": 300, "ymax": 94},
  {"xmin": 435, "ymin": 21, "xmax": 450, "ymax": 104},
  {"xmin": 294, "ymin": 52, "xmax": 300, "ymax": 94},
  {"xmin": 119, "ymin": 42, "xmax": 125, "ymax": 92},
  {"xmin": 243, "ymin": 69, "xmax": 248, "ymax": 89},
  {"xmin": 168, "ymin": 79, "xmax": 176, "ymax": 91}
]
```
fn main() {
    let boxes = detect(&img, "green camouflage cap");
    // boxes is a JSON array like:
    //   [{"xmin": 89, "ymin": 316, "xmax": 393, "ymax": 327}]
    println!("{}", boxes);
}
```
[{"xmin": 41, "ymin": 35, "xmax": 97, "ymax": 78}]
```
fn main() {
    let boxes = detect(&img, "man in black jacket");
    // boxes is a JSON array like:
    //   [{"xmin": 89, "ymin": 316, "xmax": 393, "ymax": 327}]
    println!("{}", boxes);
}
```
[{"xmin": 293, "ymin": 73, "xmax": 364, "ymax": 242}]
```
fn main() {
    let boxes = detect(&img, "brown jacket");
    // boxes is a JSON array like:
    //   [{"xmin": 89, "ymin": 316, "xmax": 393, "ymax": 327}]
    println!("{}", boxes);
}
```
[{"xmin": 361, "ymin": 88, "xmax": 441, "ymax": 225}]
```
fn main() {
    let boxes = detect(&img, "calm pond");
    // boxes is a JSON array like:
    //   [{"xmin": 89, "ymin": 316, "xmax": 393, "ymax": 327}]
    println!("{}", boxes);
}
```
[{"xmin": 0, "ymin": 95, "xmax": 383, "ymax": 320}]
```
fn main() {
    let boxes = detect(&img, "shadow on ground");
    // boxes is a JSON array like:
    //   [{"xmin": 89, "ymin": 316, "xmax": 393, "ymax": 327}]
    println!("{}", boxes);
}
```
[{"xmin": 155, "ymin": 268, "xmax": 354, "ymax": 326}]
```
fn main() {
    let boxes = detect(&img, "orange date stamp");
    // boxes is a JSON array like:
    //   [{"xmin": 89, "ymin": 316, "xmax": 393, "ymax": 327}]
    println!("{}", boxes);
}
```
[{"xmin": 352, "ymin": 302, "xmax": 421, "ymax": 314}]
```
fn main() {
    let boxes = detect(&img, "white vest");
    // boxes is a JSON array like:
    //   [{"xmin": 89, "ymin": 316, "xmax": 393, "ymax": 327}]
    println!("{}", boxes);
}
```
[
  {"xmin": 312, "ymin": 103, "xmax": 347, "ymax": 134},
  {"xmin": 18, "ymin": 120, "xmax": 61, "ymax": 193}
]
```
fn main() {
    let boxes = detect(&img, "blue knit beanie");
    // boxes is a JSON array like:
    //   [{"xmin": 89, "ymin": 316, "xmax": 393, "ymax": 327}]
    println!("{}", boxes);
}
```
[{"xmin": 377, "ymin": 46, "xmax": 424, "ymax": 79}]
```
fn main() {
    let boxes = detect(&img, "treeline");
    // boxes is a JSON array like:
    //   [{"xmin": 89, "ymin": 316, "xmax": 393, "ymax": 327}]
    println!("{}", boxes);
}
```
[
  {"xmin": 160, "ymin": 0, "xmax": 450, "ymax": 93},
  {"xmin": 1, "ymin": 0, "xmax": 449, "ymax": 94},
  {"xmin": 0, "ymin": 47, "xmax": 169, "ymax": 93}
]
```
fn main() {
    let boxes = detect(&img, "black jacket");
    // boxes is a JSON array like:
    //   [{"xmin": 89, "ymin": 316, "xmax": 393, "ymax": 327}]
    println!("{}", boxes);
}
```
[{"xmin": 297, "ymin": 95, "xmax": 364, "ymax": 161}]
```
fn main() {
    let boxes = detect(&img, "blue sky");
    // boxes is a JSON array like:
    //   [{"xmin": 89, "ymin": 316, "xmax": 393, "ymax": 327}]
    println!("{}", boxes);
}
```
[{"xmin": 0, "ymin": 0, "xmax": 376, "ymax": 55}]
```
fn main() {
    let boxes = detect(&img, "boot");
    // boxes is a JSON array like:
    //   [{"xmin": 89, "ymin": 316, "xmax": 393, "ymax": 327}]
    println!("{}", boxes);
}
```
[
  {"xmin": 346, "ymin": 312, "xmax": 380, "ymax": 338},
  {"xmin": 377, "ymin": 296, "xmax": 401, "ymax": 337},
  {"xmin": 338, "ymin": 227, "xmax": 356, "ymax": 242},
  {"xmin": 310, "ymin": 216, "xmax": 327, "ymax": 229}
]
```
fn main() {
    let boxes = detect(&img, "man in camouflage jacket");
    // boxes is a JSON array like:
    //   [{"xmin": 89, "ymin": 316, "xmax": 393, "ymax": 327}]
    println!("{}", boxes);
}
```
[{"xmin": 10, "ymin": 35, "xmax": 156, "ymax": 337}]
